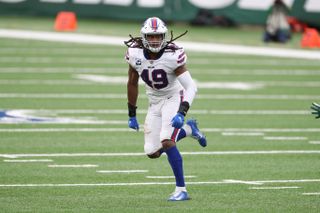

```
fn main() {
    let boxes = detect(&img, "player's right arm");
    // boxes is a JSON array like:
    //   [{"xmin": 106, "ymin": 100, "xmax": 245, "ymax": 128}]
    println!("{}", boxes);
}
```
[
  {"xmin": 127, "ymin": 65, "xmax": 140, "ymax": 130},
  {"xmin": 127, "ymin": 65, "xmax": 139, "ymax": 107}
]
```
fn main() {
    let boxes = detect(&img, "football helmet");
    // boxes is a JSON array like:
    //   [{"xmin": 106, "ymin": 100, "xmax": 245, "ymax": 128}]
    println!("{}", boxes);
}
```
[{"xmin": 141, "ymin": 17, "xmax": 167, "ymax": 53}]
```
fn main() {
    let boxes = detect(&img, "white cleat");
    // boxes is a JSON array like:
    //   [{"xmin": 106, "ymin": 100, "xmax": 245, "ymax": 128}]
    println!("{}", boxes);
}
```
[{"xmin": 168, "ymin": 191, "xmax": 190, "ymax": 201}]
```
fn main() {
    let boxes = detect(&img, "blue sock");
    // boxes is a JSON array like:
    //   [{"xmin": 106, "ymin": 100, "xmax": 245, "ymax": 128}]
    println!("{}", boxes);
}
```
[
  {"xmin": 171, "ymin": 128, "xmax": 186, "ymax": 142},
  {"xmin": 176, "ymin": 128, "xmax": 186, "ymax": 142},
  {"xmin": 165, "ymin": 145, "xmax": 185, "ymax": 187}
]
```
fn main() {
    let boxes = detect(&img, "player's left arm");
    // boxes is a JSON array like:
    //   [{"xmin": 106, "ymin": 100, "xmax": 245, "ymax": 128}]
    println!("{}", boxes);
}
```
[
  {"xmin": 175, "ymin": 64, "xmax": 197, "ymax": 108},
  {"xmin": 171, "ymin": 65, "xmax": 197, "ymax": 128}
]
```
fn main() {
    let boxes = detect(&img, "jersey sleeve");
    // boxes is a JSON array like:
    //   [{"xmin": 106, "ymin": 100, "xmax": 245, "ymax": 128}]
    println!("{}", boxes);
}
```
[
  {"xmin": 164, "ymin": 45, "xmax": 187, "ymax": 72},
  {"xmin": 175, "ymin": 47, "xmax": 187, "ymax": 67},
  {"xmin": 124, "ymin": 48, "xmax": 136, "ymax": 69}
]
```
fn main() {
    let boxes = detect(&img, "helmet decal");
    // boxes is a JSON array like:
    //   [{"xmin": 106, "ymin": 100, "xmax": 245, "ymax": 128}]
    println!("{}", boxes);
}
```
[{"xmin": 151, "ymin": 18, "xmax": 158, "ymax": 31}]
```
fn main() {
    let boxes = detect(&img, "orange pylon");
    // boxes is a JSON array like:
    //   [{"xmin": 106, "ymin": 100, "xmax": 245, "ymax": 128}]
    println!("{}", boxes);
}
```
[
  {"xmin": 301, "ymin": 28, "xmax": 320, "ymax": 48},
  {"xmin": 54, "ymin": 11, "xmax": 77, "ymax": 31}
]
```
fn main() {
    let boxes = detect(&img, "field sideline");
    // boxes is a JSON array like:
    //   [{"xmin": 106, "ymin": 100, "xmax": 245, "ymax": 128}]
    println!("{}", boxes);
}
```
[{"xmin": 0, "ymin": 17, "xmax": 320, "ymax": 212}]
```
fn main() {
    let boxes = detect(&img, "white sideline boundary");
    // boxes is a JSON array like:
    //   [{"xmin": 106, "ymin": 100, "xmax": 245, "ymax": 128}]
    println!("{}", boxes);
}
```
[
  {"xmin": 1, "ymin": 150, "xmax": 320, "ymax": 159},
  {"xmin": 1, "ymin": 29, "xmax": 320, "ymax": 60},
  {"xmin": 0, "ymin": 179, "xmax": 319, "ymax": 188}
]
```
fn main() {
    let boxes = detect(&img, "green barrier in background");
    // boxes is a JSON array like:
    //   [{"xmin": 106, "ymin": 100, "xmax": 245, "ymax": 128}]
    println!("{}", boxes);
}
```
[{"xmin": 0, "ymin": 0, "xmax": 319, "ymax": 27}]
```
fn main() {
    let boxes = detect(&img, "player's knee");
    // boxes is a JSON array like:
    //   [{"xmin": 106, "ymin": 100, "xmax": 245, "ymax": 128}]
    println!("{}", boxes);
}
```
[
  {"xmin": 161, "ymin": 139, "xmax": 175, "ymax": 150},
  {"xmin": 147, "ymin": 151, "xmax": 161, "ymax": 159}
]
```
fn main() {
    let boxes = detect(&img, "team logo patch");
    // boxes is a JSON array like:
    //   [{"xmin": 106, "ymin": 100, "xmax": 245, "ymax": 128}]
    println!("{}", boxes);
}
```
[{"xmin": 136, "ymin": 59, "xmax": 142, "ymax": 66}]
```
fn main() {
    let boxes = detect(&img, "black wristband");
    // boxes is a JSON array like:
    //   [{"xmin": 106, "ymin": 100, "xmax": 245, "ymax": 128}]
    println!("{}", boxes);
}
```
[
  {"xmin": 177, "ymin": 101, "xmax": 190, "ymax": 116},
  {"xmin": 128, "ymin": 102, "xmax": 137, "ymax": 117}
]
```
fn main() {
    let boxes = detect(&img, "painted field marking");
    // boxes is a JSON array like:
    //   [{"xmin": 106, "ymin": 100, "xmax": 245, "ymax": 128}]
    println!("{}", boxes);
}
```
[
  {"xmin": 249, "ymin": 186, "xmax": 300, "ymax": 190},
  {"xmin": 1, "ymin": 128, "xmax": 320, "ymax": 133},
  {"xmin": 264, "ymin": 137, "xmax": 308, "ymax": 141},
  {"xmin": 146, "ymin": 176, "xmax": 197, "ymax": 179},
  {"xmin": 97, "ymin": 170, "xmax": 148, "ymax": 174},
  {"xmin": 48, "ymin": 164, "xmax": 98, "ymax": 168},
  {"xmin": 222, "ymin": 132, "xmax": 264, "ymax": 136},
  {"xmin": 1, "ymin": 150, "xmax": 320, "ymax": 159},
  {"xmin": 0, "ymin": 56, "xmax": 120, "ymax": 64},
  {"xmin": 0, "ymin": 109, "xmax": 311, "ymax": 115},
  {"xmin": 302, "ymin": 192, "xmax": 320, "ymax": 196},
  {"xmin": 75, "ymin": 74, "xmax": 262, "ymax": 90},
  {"xmin": 0, "ymin": 179, "xmax": 319, "ymax": 188},
  {"xmin": 0, "ymin": 67, "xmax": 124, "ymax": 73},
  {"xmin": 1, "ymin": 67, "xmax": 320, "ymax": 77},
  {"xmin": 223, "ymin": 179, "xmax": 263, "ymax": 185},
  {"xmin": 309, "ymin": 141, "xmax": 320, "ymax": 144},
  {"xmin": 4, "ymin": 159, "xmax": 53, "ymax": 163},
  {"xmin": 1, "ymin": 28, "xmax": 320, "ymax": 60},
  {"xmin": 0, "ymin": 93, "xmax": 319, "ymax": 100},
  {"xmin": 0, "ymin": 47, "xmax": 123, "ymax": 55},
  {"xmin": 0, "ymin": 80, "xmax": 95, "ymax": 85}
]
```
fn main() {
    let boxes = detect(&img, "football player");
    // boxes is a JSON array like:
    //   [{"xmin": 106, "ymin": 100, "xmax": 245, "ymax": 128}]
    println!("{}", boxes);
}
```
[
  {"xmin": 311, "ymin": 102, "xmax": 320, "ymax": 119},
  {"xmin": 125, "ymin": 17, "xmax": 207, "ymax": 201}
]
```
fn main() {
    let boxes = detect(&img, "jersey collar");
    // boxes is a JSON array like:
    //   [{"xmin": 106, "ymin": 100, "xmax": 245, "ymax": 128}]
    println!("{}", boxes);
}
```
[{"xmin": 143, "ymin": 49, "xmax": 165, "ymax": 60}]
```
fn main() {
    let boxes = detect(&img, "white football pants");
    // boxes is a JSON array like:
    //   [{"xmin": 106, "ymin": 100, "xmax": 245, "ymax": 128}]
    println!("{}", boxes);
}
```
[{"xmin": 143, "ymin": 92, "xmax": 181, "ymax": 155}]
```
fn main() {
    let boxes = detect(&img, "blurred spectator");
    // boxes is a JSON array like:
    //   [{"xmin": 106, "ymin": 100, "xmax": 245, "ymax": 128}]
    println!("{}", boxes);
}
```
[{"xmin": 263, "ymin": 0, "xmax": 291, "ymax": 43}]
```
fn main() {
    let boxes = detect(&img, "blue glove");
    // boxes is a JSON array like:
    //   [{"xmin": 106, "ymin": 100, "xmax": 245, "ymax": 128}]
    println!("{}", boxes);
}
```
[
  {"xmin": 171, "ymin": 113, "xmax": 184, "ymax": 129},
  {"xmin": 128, "ymin": 116, "xmax": 139, "ymax": 131}
]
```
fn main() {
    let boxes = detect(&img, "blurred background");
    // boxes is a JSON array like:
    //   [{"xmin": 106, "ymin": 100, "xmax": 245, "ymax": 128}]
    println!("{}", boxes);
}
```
[{"xmin": 0, "ymin": 0, "xmax": 320, "ymax": 47}]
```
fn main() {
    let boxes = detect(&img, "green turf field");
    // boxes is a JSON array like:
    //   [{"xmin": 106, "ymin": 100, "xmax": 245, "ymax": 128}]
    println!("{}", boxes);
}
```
[{"xmin": 0, "ymin": 16, "xmax": 319, "ymax": 212}]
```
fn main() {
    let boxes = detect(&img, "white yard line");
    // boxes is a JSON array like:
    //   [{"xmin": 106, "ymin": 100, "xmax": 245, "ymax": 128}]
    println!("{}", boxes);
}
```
[
  {"xmin": 264, "ymin": 137, "xmax": 308, "ymax": 141},
  {"xmin": 0, "ymin": 109, "xmax": 310, "ymax": 115},
  {"xmin": 203, "ymin": 128, "xmax": 320, "ymax": 133},
  {"xmin": 1, "ymin": 68, "xmax": 320, "ymax": 76},
  {"xmin": 3, "ymin": 159, "xmax": 53, "ymax": 163},
  {"xmin": 249, "ymin": 186, "xmax": 300, "ymax": 190},
  {"xmin": 2, "ymin": 79, "xmax": 320, "ymax": 88},
  {"xmin": 0, "ymin": 128, "xmax": 319, "ymax": 133},
  {"xmin": 1, "ymin": 29, "xmax": 320, "ymax": 60},
  {"xmin": 146, "ymin": 176, "xmax": 197, "ymax": 179},
  {"xmin": 222, "ymin": 132, "xmax": 265, "ymax": 136},
  {"xmin": 0, "ymin": 48, "xmax": 122, "ymax": 55},
  {"xmin": 0, "ymin": 93, "xmax": 319, "ymax": 100},
  {"xmin": 302, "ymin": 192, "xmax": 320, "ymax": 195},
  {"xmin": 309, "ymin": 141, "xmax": 320, "ymax": 144},
  {"xmin": 222, "ymin": 179, "xmax": 263, "ymax": 185},
  {"xmin": 0, "ymin": 150, "xmax": 320, "ymax": 159},
  {"xmin": 48, "ymin": 164, "xmax": 98, "ymax": 168},
  {"xmin": 0, "ymin": 128, "xmax": 133, "ymax": 132},
  {"xmin": 97, "ymin": 170, "xmax": 148, "ymax": 173},
  {"xmin": 0, "ymin": 179, "xmax": 319, "ymax": 188},
  {"xmin": 0, "ymin": 57, "xmax": 120, "ymax": 64},
  {"xmin": 0, "ymin": 67, "xmax": 123, "ymax": 73}
]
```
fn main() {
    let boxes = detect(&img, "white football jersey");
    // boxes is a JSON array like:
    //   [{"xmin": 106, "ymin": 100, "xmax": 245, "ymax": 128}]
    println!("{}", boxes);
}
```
[{"xmin": 125, "ymin": 45, "xmax": 187, "ymax": 102}]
